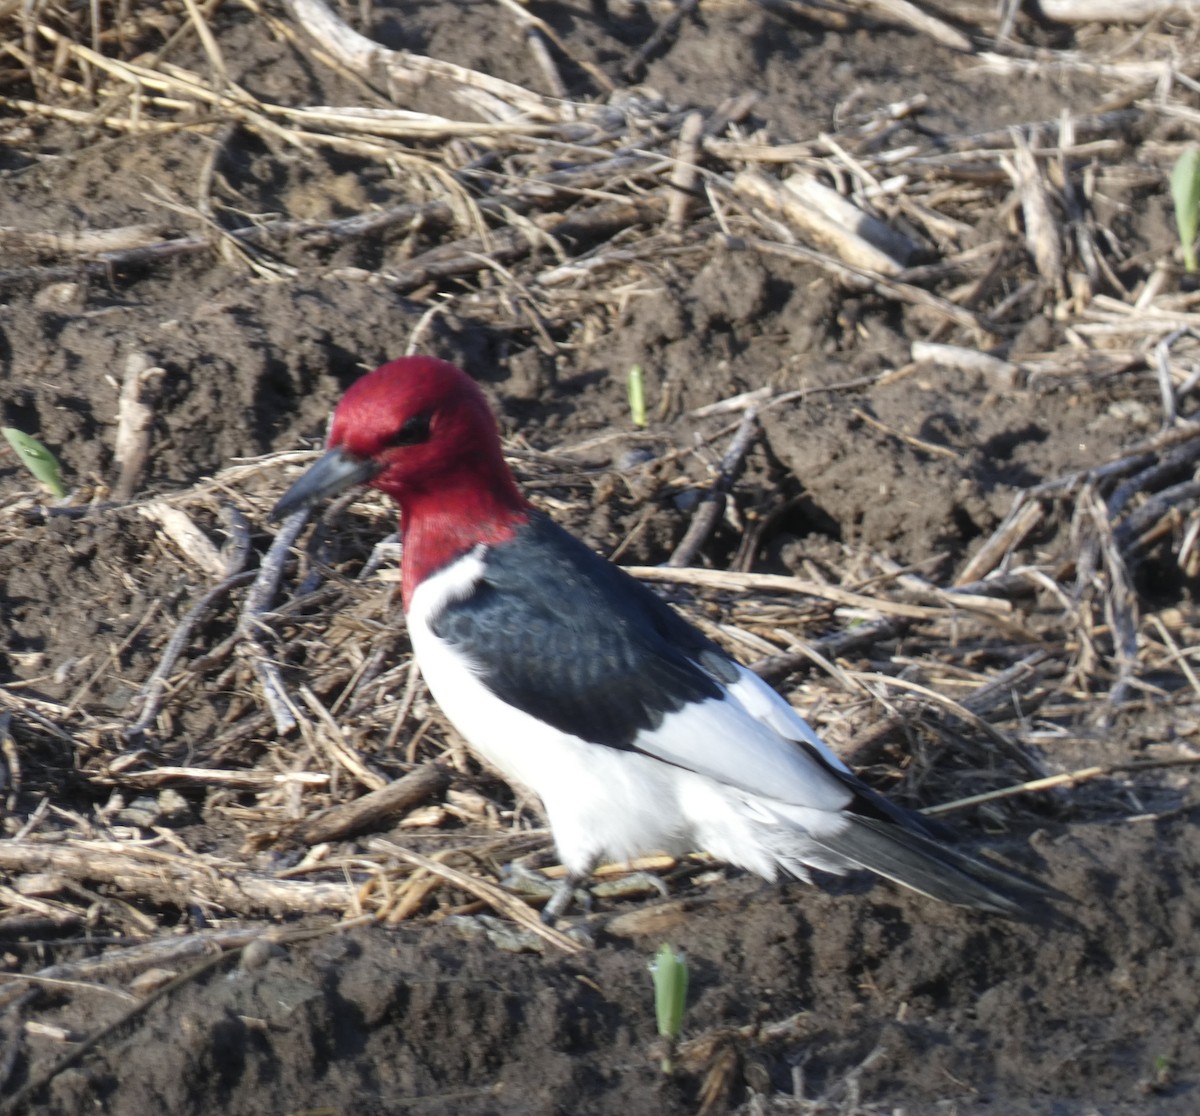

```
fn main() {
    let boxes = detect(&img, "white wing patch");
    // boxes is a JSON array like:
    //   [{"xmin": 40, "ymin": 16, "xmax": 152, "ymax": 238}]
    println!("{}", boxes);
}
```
[
  {"xmin": 630, "ymin": 666, "xmax": 854, "ymax": 812},
  {"xmin": 725, "ymin": 666, "xmax": 851, "ymax": 773}
]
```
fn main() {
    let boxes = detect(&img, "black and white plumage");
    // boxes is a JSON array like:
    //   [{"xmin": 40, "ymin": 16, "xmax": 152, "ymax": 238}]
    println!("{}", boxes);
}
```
[{"xmin": 273, "ymin": 356, "xmax": 1043, "ymax": 922}]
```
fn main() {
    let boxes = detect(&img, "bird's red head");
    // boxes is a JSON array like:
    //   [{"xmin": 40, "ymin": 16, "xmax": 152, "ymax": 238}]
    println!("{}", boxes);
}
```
[
  {"xmin": 326, "ymin": 357, "xmax": 517, "ymax": 502},
  {"xmin": 273, "ymin": 356, "xmax": 529, "ymax": 605}
]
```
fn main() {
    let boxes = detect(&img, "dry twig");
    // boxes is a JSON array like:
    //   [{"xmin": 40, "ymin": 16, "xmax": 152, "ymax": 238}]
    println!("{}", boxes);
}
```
[{"xmin": 296, "ymin": 763, "xmax": 448, "ymax": 844}]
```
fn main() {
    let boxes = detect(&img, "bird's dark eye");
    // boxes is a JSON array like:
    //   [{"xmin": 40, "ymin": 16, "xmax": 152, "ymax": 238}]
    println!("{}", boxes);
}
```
[{"xmin": 384, "ymin": 411, "xmax": 432, "ymax": 448}]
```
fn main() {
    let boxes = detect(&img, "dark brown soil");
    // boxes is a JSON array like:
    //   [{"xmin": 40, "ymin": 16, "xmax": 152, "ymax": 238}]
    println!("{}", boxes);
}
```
[{"xmin": 2, "ymin": 3, "xmax": 1200, "ymax": 1114}]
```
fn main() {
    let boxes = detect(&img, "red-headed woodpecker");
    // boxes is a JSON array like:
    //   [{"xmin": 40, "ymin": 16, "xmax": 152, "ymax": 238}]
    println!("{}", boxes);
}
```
[{"xmin": 273, "ymin": 357, "xmax": 1043, "ymax": 922}]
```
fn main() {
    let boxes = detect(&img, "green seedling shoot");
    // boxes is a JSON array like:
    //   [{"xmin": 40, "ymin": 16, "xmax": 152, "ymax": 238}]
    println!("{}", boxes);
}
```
[
  {"xmin": 1171, "ymin": 145, "xmax": 1200, "ymax": 272},
  {"xmin": 2, "ymin": 427, "xmax": 65, "ymax": 499},
  {"xmin": 649, "ymin": 942, "xmax": 689, "ymax": 1073},
  {"xmin": 627, "ymin": 364, "xmax": 648, "ymax": 428}
]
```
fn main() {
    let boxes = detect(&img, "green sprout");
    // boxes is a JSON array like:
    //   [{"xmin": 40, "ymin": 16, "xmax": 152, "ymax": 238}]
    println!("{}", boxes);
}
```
[
  {"xmin": 1171, "ymin": 145, "xmax": 1200, "ymax": 272},
  {"xmin": 2, "ymin": 427, "xmax": 65, "ymax": 499},
  {"xmin": 649, "ymin": 942, "xmax": 689, "ymax": 1073},
  {"xmin": 627, "ymin": 364, "xmax": 648, "ymax": 428}
]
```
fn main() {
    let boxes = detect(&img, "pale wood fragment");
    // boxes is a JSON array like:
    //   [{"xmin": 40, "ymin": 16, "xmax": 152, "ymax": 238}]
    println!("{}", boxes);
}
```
[
  {"xmin": 734, "ymin": 170, "xmax": 908, "ymax": 276},
  {"xmin": 1039, "ymin": 0, "xmax": 1198, "ymax": 20},
  {"xmin": 113, "ymin": 352, "xmax": 165, "ymax": 501},
  {"xmin": 668, "ymin": 111, "xmax": 706, "ymax": 230},
  {"xmin": 284, "ymin": 0, "xmax": 580, "ymax": 121},
  {"xmin": 955, "ymin": 500, "xmax": 1045, "ymax": 587},
  {"xmin": 297, "ymin": 764, "xmax": 448, "ymax": 845},
  {"xmin": 0, "ymin": 840, "xmax": 355, "ymax": 917},
  {"xmin": 0, "ymin": 224, "xmax": 166, "ymax": 254},
  {"xmin": 138, "ymin": 503, "xmax": 225, "ymax": 578},
  {"xmin": 784, "ymin": 173, "xmax": 916, "ymax": 265},
  {"xmin": 912, "ymin": 340, "xmax": 1021, "ymax": 388},
  {"xmin": 1003, "ymin": 132, "xmax": 1064, "ymax": 295}
]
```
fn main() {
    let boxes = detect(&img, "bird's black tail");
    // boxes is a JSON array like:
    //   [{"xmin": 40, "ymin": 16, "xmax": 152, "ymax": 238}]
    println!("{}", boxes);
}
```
[{"xmin": 811, "ymin": 813, "xmax": 1056, "ymax": 920}]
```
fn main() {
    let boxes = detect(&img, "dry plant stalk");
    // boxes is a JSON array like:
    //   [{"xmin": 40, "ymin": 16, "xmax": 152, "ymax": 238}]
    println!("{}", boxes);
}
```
[
  {"xmin": 283, "ymin": 0, "xmax": 582, "ymax": 122},
  {"xmin": 850, "ymin": 0, "xmax": 973, "ymax": 50},
  {"xmin": 1003, "ymin": 132, "xmax": 1064, "ymax": 296},
  {"xmin": 627, "ymin": 565, "xmax": 947, "ymax": 620},
  {"xmin": 911, "ymin": 341, "xmax": 1021, "ymax": 389},
  {"xmin": 136, "ymin": 503, "xmax": 225, "ymax": 577},
  {"xmin": 733, "ymin": 170, "xmax": 908, "ymax": 276},
  {"xmin": 297, "ymin": 763, "xmax": 449, "ymax": 844},
  {"xmin": 955, "ymin": 499, "xmax": 1044, "ymax": 587},
  {"xmin": 0, "ymin": 840, "xmax": 355, "ymax": 917},
  {"xmin": 0, "ymin": 224, "xmax": 166, "ymax": 254},
  {"xmin": 784, "ymin": 173, "xmax": 915, "ymax": 265},
  {"xmin": 668, "ymin": 111, "xmax": 706, "ymax": 230}
]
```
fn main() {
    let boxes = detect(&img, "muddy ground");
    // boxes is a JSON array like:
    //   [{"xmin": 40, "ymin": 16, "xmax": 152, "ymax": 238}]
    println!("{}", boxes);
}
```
[{"xmin": 2, "ymin": 1, "xmax": 1200, "ymax": 1114}]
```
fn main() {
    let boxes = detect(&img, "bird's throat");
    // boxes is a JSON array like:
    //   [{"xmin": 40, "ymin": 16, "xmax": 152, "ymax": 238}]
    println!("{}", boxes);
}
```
[{"xmin": 396, "ymin": 481, "xmax": 527, "ymax": 610}]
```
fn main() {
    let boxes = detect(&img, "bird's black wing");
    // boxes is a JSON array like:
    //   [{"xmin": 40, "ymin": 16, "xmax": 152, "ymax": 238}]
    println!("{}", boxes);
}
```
[{"xmin": 430, "ymin": 512, "xmax": 734, "ymax": 751}]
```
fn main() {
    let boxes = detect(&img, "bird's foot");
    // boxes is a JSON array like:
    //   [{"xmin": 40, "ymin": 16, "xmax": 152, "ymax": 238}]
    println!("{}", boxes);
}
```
[{"xmin": 541, "ymin": 874, "xmax": 590, "ymax": 925}]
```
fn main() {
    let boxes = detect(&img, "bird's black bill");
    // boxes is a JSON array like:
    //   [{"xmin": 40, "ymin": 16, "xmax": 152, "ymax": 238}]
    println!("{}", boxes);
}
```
[{"xmin": 270, "ymin": 446, "xmax": 380, "ymax": 521}]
